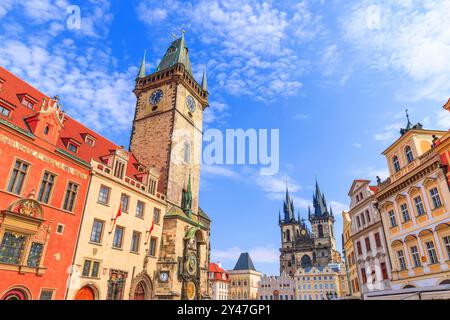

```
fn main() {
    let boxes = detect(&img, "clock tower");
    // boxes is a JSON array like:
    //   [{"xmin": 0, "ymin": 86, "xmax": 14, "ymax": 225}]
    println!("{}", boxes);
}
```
[{"xmin": 130, "ymin": 32, "xmax": 211, "ymax": 300}]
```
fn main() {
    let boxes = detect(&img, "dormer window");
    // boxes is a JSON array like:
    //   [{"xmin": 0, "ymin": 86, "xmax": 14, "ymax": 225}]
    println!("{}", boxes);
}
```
[
  {"xmin": 67, "ymin": 143, "xmax": 78, "ymax": 153},
  {"xmin": 405, "ymin": 146, "xmax": 414, "ymax": 163},
  {"xmin": 393, "ymin": 156, "xmax": 401, "ymax": 172},
  {"xmin": 85, "ymin": 136, "xmax": 95, "ymax": 146},
  {"xmin": 113, "ymin": 159, "xmax": 126, "ymax": 179},
  {"xmin": 149, "ymin": 178, "xmax": 157, "ymax": 195},
  {"xmin": 0, "ymin": 105, "xmax": 11, "ymax": 118},
  {"xmin": 19, "ymin": 94, "xmax": 38, "ymax": 110},
  {"xmin": 43, "ymin": 125, "xmax": 50, "ymax": 135}
]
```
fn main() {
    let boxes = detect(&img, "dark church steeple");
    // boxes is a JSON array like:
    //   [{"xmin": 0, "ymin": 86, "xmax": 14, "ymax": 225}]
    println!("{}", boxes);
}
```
[{"xmin": 282, "ymin": 186, "xmax": 295, "ymax": 222}]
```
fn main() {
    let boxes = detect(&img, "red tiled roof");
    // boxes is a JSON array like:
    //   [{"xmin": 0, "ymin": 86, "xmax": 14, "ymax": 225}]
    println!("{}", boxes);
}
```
[
  {"xmin": 369, "ymin": 186, "xmax": 379, "ymax": 193},
  {"xmin": 209, "ymin": 263, "xmax": 229, "ymax": 282},
  {"xmin": 0, "ymin": 66, "xmax": 143, "ymax": 178}
]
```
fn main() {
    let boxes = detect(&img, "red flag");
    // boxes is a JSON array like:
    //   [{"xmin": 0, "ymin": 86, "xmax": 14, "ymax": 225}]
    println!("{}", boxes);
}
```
[
  {"xmin": 113, "ymin": 202, "xmax": 122, "ymax": 225},
  {"xmin": 148, "ymin": 218, "xmax": 155, "ymax": 236}
]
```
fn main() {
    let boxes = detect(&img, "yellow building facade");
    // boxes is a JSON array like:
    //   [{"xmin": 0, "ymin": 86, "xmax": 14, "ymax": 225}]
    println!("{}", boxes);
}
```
[
  {"xmin": 67, "ymin": 149, "xmax": 166, "ymax": 300},
  {"xmin": 375, "ymin": 119, "xmax": 450, "ymax": 294},
  {"xmin": 294, "ymin": 263, "xmax": 348, "ymax": 300},
  {"xmin": 342, "ymin": 211, "xmax": 361, "ymax": 298},
  {"xmin": 228, "ymin": 253, "xmax": 261, "ymax": 300}
]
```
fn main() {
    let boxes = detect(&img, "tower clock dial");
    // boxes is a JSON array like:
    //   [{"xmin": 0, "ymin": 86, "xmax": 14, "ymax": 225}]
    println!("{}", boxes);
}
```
[
  {"xmin": 149, "ymin": 89, "xmax": 163, "ymax": 105},
  {"xmin": 186, "ymin": 95, "xmax": 196, "ymax": 112},
  {"xmin": 185, "ymin": 252, "xmax": 198, "ymax": 276}
]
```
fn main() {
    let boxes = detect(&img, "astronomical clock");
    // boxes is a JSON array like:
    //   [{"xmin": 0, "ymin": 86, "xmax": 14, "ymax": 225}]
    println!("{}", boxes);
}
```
[{"xmin": 181, "ymin": 236, "xmax": 200, "ymax": 300}]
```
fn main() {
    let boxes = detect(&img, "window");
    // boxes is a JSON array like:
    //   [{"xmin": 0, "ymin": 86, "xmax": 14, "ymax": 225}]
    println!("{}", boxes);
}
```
[
  {"xmin": 21, "ymin": 98, "xmax": 34, "ymax": 109},
  {"xmin": 7, "ymin": 159, "xmax": 29, "ymax": 195},
  {"xmin": 114, "ymin": 160, "xmax": 126, "ymax": 179},
  {"xmin": 375, "ymin": 232, "xmax": 382, "ymax": 248},
  {"xmin": 443, "ymin": 236, "xmax": 450, "ymax": 260},
  {"xmin": 414, "ymin": 196, "xmax": 426, "ymax": 216},
  {"xmin": 112, "ymin": 226, "xmax": 124, "ymax": 249},
  {"xmin": 400, "ymin": 203, "xmax": 410, "ymax": 222},
  {"xmin": 389, "ymin": 210, "xmax": 397, "ymax": 228},
  {"xmin": 62, "ymin": 182, "xmax": 78, "ymax": 212},
  {"xmin": 366, "ymin": 210, "xmax": 371, "ymax": 223},
  {"xmin": 90, "ymin": 220, "xmax": 104, "ymax": 244},
  {"xmin": 0, "ymin": 231, "xmax": 26, "ymax": 264},
  {"xmin": 393, "ymin": 156, "xmax": 400, "ymax": 172},
  {"xmin": 425, "ymin": 241, "xmax": 438, "ymax": 264},
  {"xmin": 98, "ymin": 185, "xmax": 110, "ymax": 204},
  {"xmin": 27, "ymin": 243, "xmax": 43, "ymax": 267},
  {"xmin": 120, "ymin": 194, "xmax": 129, "ymax": 213},
  {"xmin": 356, "ymin": 216, "xmax": 361, "ymax": 228},
  {"xmin": 365, "ymin": 237, "xmax": 371, "ymax": 252},
  {"xmin": 67, "ymin": 143, "xmax": 78, "ymax": 153},
  {"xmin": 85, "ymin": 136, "xmax": 95, "ymax": 146},
  {"xmin": 56, "ymin": 224, "xmax": 64, "ymax": 235},
  {"xmin": 82, "ymin": 259, "xmax": 100, "ymax": 278},
  {"xmin": 130, "ymin": 231, "xmax": 141, "ymax": 253},
  {"xmin": 429, "ymin": 188, "xmax": 442, "ymax": 209},
  {"xmin": 410, "ymin": 246, "xmax": 421, "ymax": 268},
  {"xmin": 38, "ymin": 171, "xmax": 56, "ymax": 204},
  {"xmin": 39, "ymin": 290, "xmax": 54, "ymax": 300},
  {"xmin": 397, "ymin": 250, "xmax": 407, "ymax": 270},
  {"xmin": 154, "ymin": 207, "xmax": 161, "ymax": 224},
  {"xmin": 149, "ymin": 237, "xmax": 157, "ymax": 256},
  {"xmin": 136, "ymin": 201, "xmax": 145, "ymax": 218},
  {"xmin": 43, "ymin": 126, "xmax": 49, "ymax": 135},
  {"xmin": 318, "ymin": 224, "xmax": 323, "ymax": 238},
  {"xmin": 149, "ymin": 178, "xmax": 157, "ymax": 195},
  {"xmin": 183, "ymin": 142, "xmax": 191, "ymax": 164},
  {"xmin": 361, "ymin": 268, "xmax": 367, "ymax": 284},
  {"xmin": 380, "ymin": 262, "xmax": 389, "ymax": 280},
  {"xmin": 405, "ymin": 146, "xmax": 414, "ymax": 163},
  {"xmin": 0, "ymin": 105, "xmax": 11, "ymax": 117},
  {"xmin": 356, "ymin": 241, "xmax": 362, "ymax": 255}
]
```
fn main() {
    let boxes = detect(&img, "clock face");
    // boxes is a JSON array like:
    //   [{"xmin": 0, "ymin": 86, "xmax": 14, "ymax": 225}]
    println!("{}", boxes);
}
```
[
  {"xmin": 185, "ymin": 281, "xmax": 196, "ymax": 300},
  {"xmin": 149, "ymin": 89, "xmax": 163, "ymax": 105},
  {"xmin": 159, "ymin": 271, "xmax": 169, "ymax": 282},
  {"xmin": 186, "ymin": 95, "xmax": 196, "ymax": 112},
  {"xmin": 186, "ymin": 252, "xmax": 198, "ymax": 276},
  {"xmin": 301, "ymin": 229, "xmax": 307, "ymax": 236}
]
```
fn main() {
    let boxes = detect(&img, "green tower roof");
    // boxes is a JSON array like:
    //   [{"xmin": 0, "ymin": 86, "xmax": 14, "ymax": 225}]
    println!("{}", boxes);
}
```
[{"xmin": 155, "ymin": 31, "xmax": 193, "ymax": 76}]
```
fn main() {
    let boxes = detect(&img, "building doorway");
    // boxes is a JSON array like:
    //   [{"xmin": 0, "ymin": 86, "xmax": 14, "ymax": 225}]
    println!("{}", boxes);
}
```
[
  {"xmin": 74, "ymin": 286, "xmax": 96, "ymax": 300},
  {"xmin": 1, "ymin": 288, "xmax": 29, "ymax": 300},
  {"xmin": 133, "ymin": 281, "xmax": 147, "ymax": 300}
]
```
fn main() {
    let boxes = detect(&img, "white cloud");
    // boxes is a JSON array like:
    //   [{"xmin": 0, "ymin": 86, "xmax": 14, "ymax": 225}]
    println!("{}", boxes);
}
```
[
  {"xmin": 373, "ymin": 121, "xmax": 404, "ymax": 141},
  {"xmin": 353, "ymin": 166, "xmax": 390, "ymax": 181},
  {"xmin": 201, "ymin": 164, "xmax": 240, "ymax": 179},
  {"xmin": 0, "ymin": 2, "xmax": 134, "ymax": 135},
  {"xmin": 211, "ymin": 245, "xmax": 279, "ymax": 265},
  {"xmin": 136, "ymin": 0, "xmax": 322, "ymax": 102},
  {"xmin": 342, "ymin": 0, "xmax": 450, "ymax": 101}
]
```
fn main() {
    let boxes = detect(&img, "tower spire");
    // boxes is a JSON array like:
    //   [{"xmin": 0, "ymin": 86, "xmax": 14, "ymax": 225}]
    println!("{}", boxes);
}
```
[
  {"xmin": 137, "ymin": 50, "xmax": 146, "ymax": 78},
  {"xmin": 405, "ymin": 109, "xmax": 412, "ymax": 130}
]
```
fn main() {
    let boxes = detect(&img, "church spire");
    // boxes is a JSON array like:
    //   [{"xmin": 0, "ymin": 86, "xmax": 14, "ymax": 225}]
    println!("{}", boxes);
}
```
[
  {"xmin": 137, "ymin": 50, "xmax": 146, "ymax": 78},
  {"xmin": 201, "ymin": 69, "xmax": 208, "ymax": 92},
  {"xmin": 156, "ymin": 30, "xmax": 193, "ymax": 76},
  {"xmin": 311, "ymin": 180, "xmax": 328, "ymax": 218},
  {"xmin": 283, "ymin": 185, "xmax": 295, "ymax": 222}
]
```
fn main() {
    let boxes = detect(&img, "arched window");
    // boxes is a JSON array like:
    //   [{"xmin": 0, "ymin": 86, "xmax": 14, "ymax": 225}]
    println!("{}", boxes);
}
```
[
  {"xmin": 183, "ymin": 142, "xmax": 191, "ymax": 164},
  {"xmin": 286, "ymin": 229, "xmax": 291, "ymax": 242},
  {"xmin": 392, "ymin": 156, "xmax": 401, "ymax": 172},
  {"xmin": 405, "ymin": 146, "xmax": 414, "ymax": 163},
  {"xmin": 318, "ymin": 224, "xmax": 324, "ymax": 238}
]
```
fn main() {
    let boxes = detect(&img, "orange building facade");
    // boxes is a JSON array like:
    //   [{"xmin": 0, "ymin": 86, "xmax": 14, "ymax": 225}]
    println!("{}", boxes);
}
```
[{"xmin": 0, "ymin": 67, "xmax": 91, "ymax": 300}]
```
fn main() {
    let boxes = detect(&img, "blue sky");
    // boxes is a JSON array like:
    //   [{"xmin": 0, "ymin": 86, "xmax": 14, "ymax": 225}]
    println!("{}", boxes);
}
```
[{"xmin": 1, "ymin": 0, "xmax": 450, "ymax": 275}]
